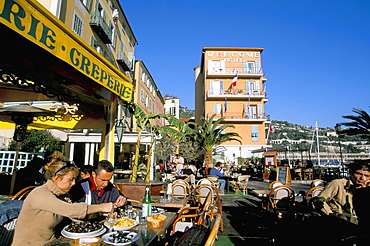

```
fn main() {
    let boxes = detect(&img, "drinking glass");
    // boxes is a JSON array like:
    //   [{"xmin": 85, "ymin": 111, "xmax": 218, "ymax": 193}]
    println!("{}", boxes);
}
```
[{"xmin": 106, "ymin": 211, "xmax": 117, "ymax": 232}]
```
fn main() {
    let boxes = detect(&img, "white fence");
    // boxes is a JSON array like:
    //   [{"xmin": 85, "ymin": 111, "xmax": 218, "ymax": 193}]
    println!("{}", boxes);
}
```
[{"xmin": 0, "ymin": 151, "xmax": 45, "ymax": 174}]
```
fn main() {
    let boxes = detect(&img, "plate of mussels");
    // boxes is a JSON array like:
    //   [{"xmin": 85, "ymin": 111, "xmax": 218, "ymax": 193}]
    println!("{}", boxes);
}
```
[
  {"xmin": 62, "ymin": 221, "xmax": 106, "ymax": 239},
  {"xmin": 102, "ymin": 231, "xmax": 140, "ymax": 245}
]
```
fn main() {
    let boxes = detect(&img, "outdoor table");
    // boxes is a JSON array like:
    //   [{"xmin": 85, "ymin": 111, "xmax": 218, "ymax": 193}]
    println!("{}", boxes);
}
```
[
  {"xmin": 251, "ymin": 189, "xmax": 269, "ymax": 197},
  {"xmin": 114, "ymin": 169, "xmax": 132, "ymax": 179},
  {"xmin": 46, "ymin": 212, "xmax": 177, "ymax": 246}
]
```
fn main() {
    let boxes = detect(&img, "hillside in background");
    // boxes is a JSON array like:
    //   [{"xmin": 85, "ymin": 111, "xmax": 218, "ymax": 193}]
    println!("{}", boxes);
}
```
[
  {"xmin": 179, "ymin": 106, "xmax": 195, "ymax": 119},
  {"xmin": 269, "ymin": 120, "xmax": 368, "ymax": 154}
]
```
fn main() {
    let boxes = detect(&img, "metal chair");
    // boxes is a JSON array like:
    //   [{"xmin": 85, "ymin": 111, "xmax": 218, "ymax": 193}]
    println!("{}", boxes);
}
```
[{"xmin": 0, "ymin": 200, "xmax": 23, "ymax": 246}]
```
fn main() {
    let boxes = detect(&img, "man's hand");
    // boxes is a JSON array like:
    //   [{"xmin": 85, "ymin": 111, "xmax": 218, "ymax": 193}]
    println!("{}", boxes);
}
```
[{"xmin": 114, "ymin": 195, "xmax": 126, "ymax": 207}]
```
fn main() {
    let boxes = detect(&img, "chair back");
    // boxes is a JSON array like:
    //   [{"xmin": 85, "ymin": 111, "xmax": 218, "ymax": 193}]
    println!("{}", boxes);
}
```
[
  {"xmin": 268, "ymin": 181, "xmax": 286, "ymax": 190},
  {"xmin": 205, "ymin": 176, "xmax": 221, "ymax": 189},
  {"xmin": 171, "ymin": 183, "xmax": 190, "ymax": 197},
  {"xmin": 196, "ymin": 178, "xmax": 214, "ymax": 186},
  {"xmin": 11, "ymin": 186, "xmax": 36, "ymax": 200},
  {"xmin": 0, "ymin": 200, "xmax": 23, "ymax": 246},
  {"xmin": 172, "ymin": 179, "xmax": 191, "ymax": 190},
  {"xmin": 237, "ymin": 175, "xmax": 250, "ymax": 183},
  {"xmin": 206, "ymin": 176, "xmax": 218, "ymax": 182},
  {"xmin": 305, "ymin": 186, "xmax": 324, "ymax": 200},
  {"xmin": 193, "ymin": 184, "xmax": 219, "ymax": 205},
  {"xmin": 268, "ymin": 185, "xmax": 295, "ymax": 210},
  {"xmin": 310, "ymin": 179, "xmax": 325, "ymax": 188}
]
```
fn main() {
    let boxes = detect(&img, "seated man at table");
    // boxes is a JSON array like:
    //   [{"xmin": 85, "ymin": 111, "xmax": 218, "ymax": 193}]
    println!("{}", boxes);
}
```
[
  {"xmin": 181, "ymin": 163, "xmax": 196, "ymax": 187},
  {"xmin": 311, "ymin": 161, "xmax": 370, "ymax": 223},
  {"xmin": 209, "ymin": 162, "xmax": 226, "ymax": 192},
  {"xmin": 69, "ymin": 160, "xmax": 126, "ymax": 208},
  {"xmin": 309, "ymin": 161, "xmax": 370, "ymax": 244}
]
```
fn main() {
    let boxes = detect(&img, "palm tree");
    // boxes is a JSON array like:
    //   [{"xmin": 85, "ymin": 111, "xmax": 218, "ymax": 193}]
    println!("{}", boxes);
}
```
[
  {"xmin": 128, "ymin": 103, "xmax": 190, "ymax": 182},
  {"xmin": 341, "ymin": 107, "xmax": 370, "ymax": 140},
  {"xmin": 187, "ymin": 114, "xmax": 242, "ymax": 166}
]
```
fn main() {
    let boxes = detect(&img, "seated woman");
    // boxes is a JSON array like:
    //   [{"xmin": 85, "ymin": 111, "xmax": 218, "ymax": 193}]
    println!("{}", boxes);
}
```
[{"xmin": 12, "ymin": 161, "xmax": 113, "ymax": 246}]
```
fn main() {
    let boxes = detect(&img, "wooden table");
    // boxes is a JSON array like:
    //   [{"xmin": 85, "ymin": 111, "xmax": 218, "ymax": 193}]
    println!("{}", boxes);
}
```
[
  {"xmin": 47, "ymin": 212, "xmax": 177, "ymax": 246},
  {"xmin": 152, "ymin": 196, "xmax": 189, "ymax": 209},
  {"xmin": 251, "ymin": 189, "xmax": 270, "ymax": 197},
  {"xmin": 114, "ymin": 169, "xmax": 132, "ymax": 179}
]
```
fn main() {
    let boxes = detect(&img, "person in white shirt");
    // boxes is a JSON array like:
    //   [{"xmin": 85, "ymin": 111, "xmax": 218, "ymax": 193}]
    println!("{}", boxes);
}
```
[{"xmin": 175, "ymin": 154, "xmax": 184, "ymax": 175}]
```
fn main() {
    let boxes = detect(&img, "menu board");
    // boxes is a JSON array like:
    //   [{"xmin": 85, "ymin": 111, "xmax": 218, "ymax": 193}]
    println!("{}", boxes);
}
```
[
  {"xmin": 277, "ymin": 167, "xmax": 290, "ymax": 183},
  {"xmin": 265, "ymin": 156, "xmax": 275, "ymax": 166}
]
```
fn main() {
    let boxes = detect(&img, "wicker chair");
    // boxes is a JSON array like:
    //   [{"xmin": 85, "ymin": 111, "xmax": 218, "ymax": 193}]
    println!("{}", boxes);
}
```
[
  {"xmin": 11, "ymin": 186, "xmax": 36, "ymax": 200},
  {"xmin": 229, "ymin": 175, "xmax": 250, "ymax": 195}
]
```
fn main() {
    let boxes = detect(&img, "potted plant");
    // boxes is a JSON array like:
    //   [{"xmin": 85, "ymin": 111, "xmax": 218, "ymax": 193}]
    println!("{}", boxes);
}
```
[{"xmin": 262, "ymin": 168, "xmax": 271, "ymax": 180}]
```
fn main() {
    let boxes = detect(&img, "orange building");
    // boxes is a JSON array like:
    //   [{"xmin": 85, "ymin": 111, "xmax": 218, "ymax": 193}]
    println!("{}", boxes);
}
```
[{"xmin": 195, "ymin": 47, "xmax": 271, "ymax": 161}]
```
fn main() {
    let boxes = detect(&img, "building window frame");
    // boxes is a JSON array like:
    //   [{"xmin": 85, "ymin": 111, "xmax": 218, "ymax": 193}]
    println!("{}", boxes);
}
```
[
  {"xmin": 72, "ymin": 13, "xmax": 83, "ymax": 37},
  {"xmin": 251, "ymin": 125, "xmax": 259, "ymax": 141}
]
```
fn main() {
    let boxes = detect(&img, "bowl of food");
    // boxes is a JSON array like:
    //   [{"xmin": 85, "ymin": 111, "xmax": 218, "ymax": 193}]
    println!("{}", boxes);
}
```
[
  {"xmin": 104, "ymin": 217, "xmax": 138, "ymax": 231},
  {"xmin": 62, "ymin": 221, "xmax": 105, "ymax": 239},
  {"xmin": 146, "ymin": 214, "xmax": 167, "ymax": 228},
  {"xmin": 102, "ymin": 231, "xmax": 139, "ymax": 246}
]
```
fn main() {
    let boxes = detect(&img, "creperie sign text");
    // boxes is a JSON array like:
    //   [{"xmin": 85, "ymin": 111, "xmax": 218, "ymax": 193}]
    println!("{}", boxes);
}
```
[{"xmin": 0, "ymin": 0, "xmax": 133, "ymax": 101}]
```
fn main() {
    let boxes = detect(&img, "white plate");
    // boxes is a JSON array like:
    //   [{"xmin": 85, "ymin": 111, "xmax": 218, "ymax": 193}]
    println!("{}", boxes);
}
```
[
  {"xmin": 61, "ymin": 227, "xmax": 106, "ymax": 239},
  {"xmin": 104, "ymin": 218, "xmax": 138, "ymax": 231},
  {"xmin": 102, "ymin": 231, "xmax": 140, "ymax": 246}
]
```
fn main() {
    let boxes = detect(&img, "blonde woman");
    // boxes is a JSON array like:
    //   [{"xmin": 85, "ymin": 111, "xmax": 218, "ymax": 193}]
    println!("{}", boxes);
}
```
[{"xmin": 12, "ymin": 161, "xmax": 113, "ymax": 246}]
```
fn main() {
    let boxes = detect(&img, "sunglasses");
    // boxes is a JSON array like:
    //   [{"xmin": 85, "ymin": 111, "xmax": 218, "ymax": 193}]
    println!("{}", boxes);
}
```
[
  {"xmin": 54, "ymin": 161, "xmax": 78, "ymax": 176},
  {"xmin": 354, "ymin": 171, "xmax": 370, "ymax": 178}
]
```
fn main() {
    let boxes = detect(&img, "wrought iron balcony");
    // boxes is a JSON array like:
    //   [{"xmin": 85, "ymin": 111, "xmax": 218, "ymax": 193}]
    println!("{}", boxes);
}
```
[
  {"xmin": 207, "ymin": 67, "xmax": 266, "ymax": 77},
  {"xmin": 117, "ymin": 51, "xmax": 133, "ymax": 71},
  {"xmin": 208, "ymin": 112, "xmax": 270, "ymax": 121},
  {"xmin": 90, "ymin": 12, "xmax": 112, "ymax": 44},
  {"xmin": 207, "ymin": 89, "xmax": 267, "ymax": 99}
]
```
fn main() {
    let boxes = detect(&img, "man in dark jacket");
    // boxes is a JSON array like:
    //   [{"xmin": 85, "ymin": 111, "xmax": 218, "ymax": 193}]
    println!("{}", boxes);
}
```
[{"xmin": 69, "ymin": 160, "xmax": 126, "ymax": 207}]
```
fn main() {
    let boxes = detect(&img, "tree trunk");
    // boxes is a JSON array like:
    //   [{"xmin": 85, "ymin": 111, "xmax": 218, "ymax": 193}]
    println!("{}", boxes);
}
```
[
  {"xmin": 204, "ymin": 151, "xmax": 213, "ymax": 167},
  {"xmin": 130, "ymin": 130, "xmax": 142, "ymax": 182}
]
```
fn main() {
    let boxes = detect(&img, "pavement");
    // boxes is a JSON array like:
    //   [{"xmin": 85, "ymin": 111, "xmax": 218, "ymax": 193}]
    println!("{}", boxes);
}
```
[{"xmin": 216, "ymin": 178, "xmax": 359, "ymax": 246}]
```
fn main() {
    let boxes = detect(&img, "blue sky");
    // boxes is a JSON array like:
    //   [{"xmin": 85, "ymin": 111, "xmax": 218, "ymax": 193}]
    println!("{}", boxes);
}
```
[{"xmin": 121, "ymin": 0, "xmax": 370, "ymax": 128}]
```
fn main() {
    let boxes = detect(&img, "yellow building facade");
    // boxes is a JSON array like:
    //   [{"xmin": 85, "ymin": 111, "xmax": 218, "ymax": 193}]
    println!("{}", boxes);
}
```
[{"xmin": 195, "ymin": 47, "xmax": 270, "ymax": 161}]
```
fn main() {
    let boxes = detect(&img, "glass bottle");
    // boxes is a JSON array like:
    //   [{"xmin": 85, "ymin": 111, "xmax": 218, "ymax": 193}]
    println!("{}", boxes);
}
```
[{"xmin": 142, "ymin": 186, "xmax": 152, "ymax": 218}]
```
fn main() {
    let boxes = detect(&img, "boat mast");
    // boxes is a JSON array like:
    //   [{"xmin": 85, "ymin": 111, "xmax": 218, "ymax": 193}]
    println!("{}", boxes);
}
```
[{"xmin": 316, "ymin": 121, "xmax": 320, "ymax": 166}]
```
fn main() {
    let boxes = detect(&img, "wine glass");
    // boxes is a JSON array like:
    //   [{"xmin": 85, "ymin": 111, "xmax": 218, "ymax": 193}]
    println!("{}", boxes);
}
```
[{"xmin": 106, "ymin": 211, "xmax": 117, "ymax": 232}]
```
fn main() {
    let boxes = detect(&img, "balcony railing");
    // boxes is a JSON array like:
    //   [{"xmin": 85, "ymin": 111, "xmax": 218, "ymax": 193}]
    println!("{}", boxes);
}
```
[
  {"xmin": 208, "ymin": 112, "xmax": 270, "ymax": 120},
  {"xmin": 208, "ymin": 67, "xmax": 266, "ymax": 76},
  {"xmin": 90, "ymin": 12, "xmax": 112, "ymax": 44},
  {"xmin": 117, "ymin": 51, "xmax": 133, "ymax": 70},
  {"xmin": 207, "ymin": 89, "xmax": 267, "ymax": 98}
]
